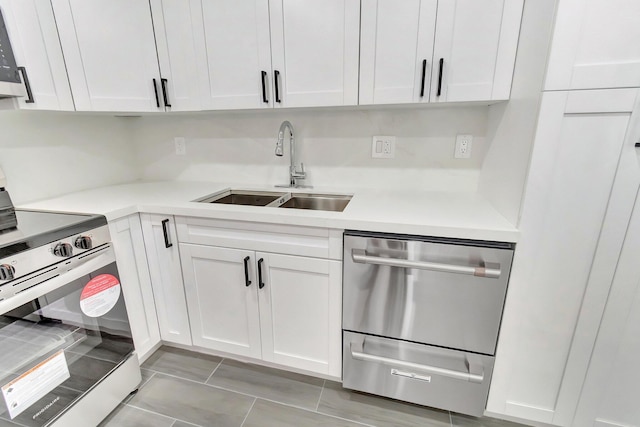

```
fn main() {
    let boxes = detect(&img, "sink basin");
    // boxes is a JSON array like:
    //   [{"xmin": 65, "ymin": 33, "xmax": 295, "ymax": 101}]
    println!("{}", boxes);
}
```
[
  {"xmin": 195, "ymin": 189, "xmax": 352, "ymax": 212},
  {"xmin": 196, "ymin": 190, "xmax": 286, "ymax": 206},
  {"xmin": 278, "ymin": 193, "xmax": 352, "ymax": 212}
]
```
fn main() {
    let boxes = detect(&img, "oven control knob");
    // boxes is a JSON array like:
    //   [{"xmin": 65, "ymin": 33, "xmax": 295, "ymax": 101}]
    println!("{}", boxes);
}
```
[
  {"xmin": 74, "ymin": 236, "xmax": 92, "ymax": 250},
  {"xmin": 53, "ymin": 243, "xmax": 73, "ymax": 257},
  {"xmin": 0, "ymin": 264, "xmax": 15, "ymax": 281}
]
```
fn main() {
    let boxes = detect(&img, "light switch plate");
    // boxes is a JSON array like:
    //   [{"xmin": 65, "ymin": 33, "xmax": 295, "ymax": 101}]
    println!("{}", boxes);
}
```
[{"xmin": 372, "ymin": 136, "xmax": 396, "ymax": 159}]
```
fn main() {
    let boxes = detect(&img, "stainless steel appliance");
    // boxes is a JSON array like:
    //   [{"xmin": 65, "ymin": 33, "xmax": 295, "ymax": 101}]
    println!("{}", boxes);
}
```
[
  {"xmin": 0, "ymin": 8, "xmax": 25, "ymax": 98},
  {"xmin": 0, "ymin": 210, "xmax": 141, "ymax": 426},
  {"xmin": 342, "ymin": 231, "xmax": 514, "ymax": 416}
]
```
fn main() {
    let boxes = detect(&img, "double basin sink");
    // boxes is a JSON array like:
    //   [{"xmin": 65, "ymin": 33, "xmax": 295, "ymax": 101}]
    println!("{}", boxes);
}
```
[{"xmin": 195, "ymin": 189, "xmax": 352, "ymax": 212}]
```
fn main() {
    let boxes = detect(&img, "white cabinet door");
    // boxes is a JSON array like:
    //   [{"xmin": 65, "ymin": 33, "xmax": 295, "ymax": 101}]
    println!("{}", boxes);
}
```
[
  {"xmin": 545, "ymin": 0, "xmax": 640, "ymax": 91},
  {"xmin": 359, "ymin": 0, "xmax": 437, "ymax": 105},
  {"xmin": 149, "ymin": 0, "xmax": 202, "ymax": 112},
  {"xmin": 51, "ymin": 0, "xmax": 163, "ymax": 112},
  {"xmin": 0, "ymin": 0, "xmax": 73, "ymax": 110},
  {"xmin": 573, "ymin": 193, "xmax": 640, "ymax": 427},
  {"xmin": 269, "ymin": 0, "xmax": 360, "ymax": 108},
  {"xmin": 180, "ymin": 244, "xmax": 262, "ymax": 359},
  {"xmin": 195, "ymin": 0, "xmax": 272, "ymax": 110},
  {"xmin": 140, "ymin": 214, "xmax": 191, "ymax": 346},
  {"xmin": 487, "ymin": 89, "xmax": 640, "ymax": 424},
  {"xmin": 430, "ymin": 0, "xmax": 523, "ymax": 102},
  {"xmin": 109, "ymin": 215, "xmax": 161, "ymax": 362},
  {"xmin": 257, "ymin": 253, "xmax": 342, "ymax": 377}
]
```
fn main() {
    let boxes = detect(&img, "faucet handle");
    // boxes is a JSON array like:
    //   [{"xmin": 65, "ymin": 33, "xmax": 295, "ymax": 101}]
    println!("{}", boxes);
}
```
[{"xmin": 292, "ymin": 163, "xmax": 306, "ymax": 179}]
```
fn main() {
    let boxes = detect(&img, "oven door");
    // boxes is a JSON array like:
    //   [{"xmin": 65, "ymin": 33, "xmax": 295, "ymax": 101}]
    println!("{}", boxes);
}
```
[{"xmin": 0, "ymin": 245, "xmax": 135, "ymax": 427}]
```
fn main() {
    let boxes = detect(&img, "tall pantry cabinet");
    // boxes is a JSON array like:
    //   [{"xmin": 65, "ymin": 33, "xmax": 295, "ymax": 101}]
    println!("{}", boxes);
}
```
[{"xmin": 487, "ymin": 0, "xmax": 640, "ymax": 425}]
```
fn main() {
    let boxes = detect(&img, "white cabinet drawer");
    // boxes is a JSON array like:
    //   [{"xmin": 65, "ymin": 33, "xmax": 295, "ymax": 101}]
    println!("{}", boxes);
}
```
[{"xmin": 175, "ymin": 216, "xmax": 342, "ymax": 260}]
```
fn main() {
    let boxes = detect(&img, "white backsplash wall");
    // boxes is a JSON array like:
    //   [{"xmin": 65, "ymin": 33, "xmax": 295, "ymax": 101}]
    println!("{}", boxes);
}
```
[
  {"xmin": 132, "ymin": 106, "xmax": 488, "ymax": 192},
  {"xmin": 0, "ymin": 111, "xmax": 138, "ymax": 204}
]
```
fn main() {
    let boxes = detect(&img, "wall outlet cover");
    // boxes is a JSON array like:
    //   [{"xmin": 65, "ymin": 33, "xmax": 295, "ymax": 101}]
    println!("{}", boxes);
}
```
[
  {"xmin": 174, "ymin": 137, "xmax": 186, "ymax": 155},
  {"xmin": 455, "ymin": 134, "xmax": 472, "ymax": 159},
  {"xmin": 372, "ymin": 136, "xmax": 396, "ymax": 159}
]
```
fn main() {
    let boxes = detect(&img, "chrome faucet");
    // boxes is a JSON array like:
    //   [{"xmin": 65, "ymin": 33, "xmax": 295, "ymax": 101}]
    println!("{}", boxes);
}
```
[{"xmin": 275, "ymin": 120, "xmax": 308, "ymax": 187}]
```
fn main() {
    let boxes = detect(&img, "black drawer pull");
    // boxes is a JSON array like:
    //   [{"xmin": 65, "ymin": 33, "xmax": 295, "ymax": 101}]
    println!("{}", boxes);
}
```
[
  {"xmin": 274, "ymin": 70, "xmax": 281, "ymax": 103},
  {"xmin": 18, "ymin": 67, "xmax": 34, "ymax": 104},
  {"xmin": 244, "ymin": 256, "xmax": 252, "ymax": 287},
  {"xmin": 161, "ymin": 219, "xmax": 172, "ymax": 248},
  {"xmin": 261, "ymin": 71, "xmax": 268, "ymax": 103},
  {"xmin": 420, "ymin": 59, "xmax": 427, "ymax": 98},
  {"xmin": 153, "ymin": 78, "xmax": 160, "ymax": 108},
  {"xmin": 258, "ymin": 258, "xmax": 265, "ymax": 289},
  {"xmin": 437, "ymin": 58, "xmax": 444, "ymax": 97},
  {"xmin": 161, "ymin": 78, "xmax": 171, "ymax": 107}
]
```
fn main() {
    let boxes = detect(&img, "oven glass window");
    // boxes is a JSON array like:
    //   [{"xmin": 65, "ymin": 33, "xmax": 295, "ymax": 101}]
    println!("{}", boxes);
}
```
[{"xmin": 0, "ymin": 262, "xmax": 133, "ymax": 427}]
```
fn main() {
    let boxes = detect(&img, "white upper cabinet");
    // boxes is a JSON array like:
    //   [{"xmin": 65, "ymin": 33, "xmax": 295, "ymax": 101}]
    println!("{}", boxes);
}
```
[
  {"xmin": 545, "ymin": 0, "xmax": 640, "ymax": 91},
  {"xmin": 196, "ymin": 0, "xmax": 273, "ymax": 110},
  {"xmin": 430, "ymin": 0, "xmax": 523, "ymax": 103},
  {"xmin": 359, "ymin": 0, "xmax": 437, "ymax": 105},
  {"xmin": 52, "ymin": 0, "xmax": 163, "ymax": 112},
  {"xmin": 0, "ymin": 0, "xmax": 73, "ymax": 110},
  {"xmin": 269, "ymin": 0, "xmax": 360, "ymax": 108},
  {"xmin": 149, "ymin": 0, "xmax": 202, "ymax": 112}
]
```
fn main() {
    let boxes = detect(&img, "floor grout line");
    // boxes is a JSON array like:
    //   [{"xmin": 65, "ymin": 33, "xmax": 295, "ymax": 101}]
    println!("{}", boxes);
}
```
[
  {"xmin": 119, "ymin": 402, "xmax": 176, "ymax": 423},
  {"xmin": 239, "ymin": 398, "xmax": 257, "ymax": 427},
  {"xmin": 449, "ymin": 411, "xmax": 453, "ymax": 427},
  {"xmin": 315, "ymin": 379, "xmax": 326, "ymax": 412},
  {"xmin": 204, "ymin": 358, "xmax": 224, "ymax": 384}
]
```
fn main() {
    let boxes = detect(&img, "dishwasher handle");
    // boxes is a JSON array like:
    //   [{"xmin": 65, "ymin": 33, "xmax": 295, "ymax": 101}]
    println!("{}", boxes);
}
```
[
  {"xmin": 351, "ymin": 249, "xmax": 501, "ymax": 279},
  {"xmin": 350, "ymin": 342, "xmax": 484, "ymax": 384}
]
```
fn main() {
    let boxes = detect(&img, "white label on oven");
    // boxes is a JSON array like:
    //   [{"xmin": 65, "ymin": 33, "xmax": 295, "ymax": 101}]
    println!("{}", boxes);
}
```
[
  {"xmin": 391, "ymin": 368, "xmax": 431, "ymax": 382},
  {"xmin": 1, "ymin": 350, "xmax": 70, "ymax": 419},
  {"xmin": 80, "ymin": 274, "xmax": 121, "ymax": 318}
]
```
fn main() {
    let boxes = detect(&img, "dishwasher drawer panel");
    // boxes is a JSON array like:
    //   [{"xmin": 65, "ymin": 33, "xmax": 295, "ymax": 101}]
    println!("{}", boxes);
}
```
[
  {"xmin": 343, "ymin": 233, "xmax": 513, "ymax": 355},
  {"xmin": 342, "ymin": 331, "xmax": 494, "ymax": 417}
]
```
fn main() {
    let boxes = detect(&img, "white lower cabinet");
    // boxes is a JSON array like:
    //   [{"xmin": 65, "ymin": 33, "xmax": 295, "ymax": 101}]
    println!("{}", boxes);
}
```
[
  {"xmin": 181, "ymin": 243, "xmax": 342, "ymax": 377},
  {"xmin": 109, "ymin": 214, "xmax": 161, "ymax": 361},
  {"xmin": 140, "ymin": 214, "xmax": 192, "ymax": 346}
]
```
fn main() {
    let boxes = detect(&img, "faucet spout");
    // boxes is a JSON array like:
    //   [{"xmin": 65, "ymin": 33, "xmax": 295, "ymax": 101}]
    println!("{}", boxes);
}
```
[{"xmin": 275, "ymin": 121, "xmax": 307, "ymax": 187}]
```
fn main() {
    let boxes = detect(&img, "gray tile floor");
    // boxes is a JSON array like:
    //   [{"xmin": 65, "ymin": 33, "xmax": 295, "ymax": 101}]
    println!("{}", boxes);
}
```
[{"xmin": 100, "ymin": 346, "xmax": 526, "ymax": 427}]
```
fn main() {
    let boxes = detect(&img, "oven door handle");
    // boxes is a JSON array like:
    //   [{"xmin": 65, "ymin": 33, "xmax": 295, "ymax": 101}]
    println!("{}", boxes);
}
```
[
  {"xmin": 349, "ymin": 342, "xmax": 484, "ymax": 383},
  {"xmin": 351, "ymin": 249, "xmax": 501, "ymax": 279},
  {"xmin": 0, "ymin": 247, "xmax": 115, "ymax": 315}
]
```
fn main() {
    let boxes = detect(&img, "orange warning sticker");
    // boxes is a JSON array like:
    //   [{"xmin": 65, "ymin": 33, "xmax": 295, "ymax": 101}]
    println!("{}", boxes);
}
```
[{"xmin": 79, "ymin": 274, "xmax": 121, "ymax": 317}]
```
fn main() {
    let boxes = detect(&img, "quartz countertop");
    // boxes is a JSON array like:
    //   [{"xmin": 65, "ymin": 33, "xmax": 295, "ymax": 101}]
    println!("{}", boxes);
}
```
[{"xmin": 19, "ymin": 181, "xmax": 519, "ymax": 242}]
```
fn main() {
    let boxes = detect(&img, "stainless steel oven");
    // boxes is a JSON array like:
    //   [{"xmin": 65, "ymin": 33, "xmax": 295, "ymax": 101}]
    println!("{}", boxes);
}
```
[
  {"xmin": 0, "ymin": 211, "xmax": 141, "ymax": 427},
  {"xmin": 342, "ymin": 231, "xmax": 514, "ymax": 416}
]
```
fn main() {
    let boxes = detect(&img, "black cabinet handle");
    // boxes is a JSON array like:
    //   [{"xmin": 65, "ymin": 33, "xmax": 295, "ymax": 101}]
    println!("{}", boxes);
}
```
[
  {"xmin": 437, "ymin": 58, "xmax": 444, "ymax": 97},
  {"xmin": 161, "ymin": 78, "xmax": 171, "ymax": 107},
  {"xmin": 17, "ymin": 67, "xmax": 34, "ymax": 104},
  {"xmin": 152, "ymin": 78, "xmax": 160, "ymax": 108},
  {"xmin": 274, "ymin": 70, "xmax": 281, "ymax": 103},
  {"xmin": 161, "ymin": 219, "xmax": 172, "ymax": 248},
  {"xmin": 261, "ymin": 71, "xmax": 268, "ymax": 103},
  {"xmin": 635, "ymin": 142, "xmax": 640, "ymax": 148},
  {"xmin": 244, "ymin": 256, "xmax": 252, "ymax": 287},
  {"xmin": 420, "ymin": 59, "xmax": 427, "ymax": 98},
  {"xmin": 258, "ymin": 258, "xmax": 265, "ymax": 289}
]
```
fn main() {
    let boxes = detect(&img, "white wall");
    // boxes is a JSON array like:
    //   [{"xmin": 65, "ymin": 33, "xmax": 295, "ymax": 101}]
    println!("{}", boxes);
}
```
[
  {"xmin": 0, "ymin": 110, "xmax": 138, "ymax": 204},
  {"xmin": 131, "ymin": 106, "xmax": 488, "ymax": 192}
]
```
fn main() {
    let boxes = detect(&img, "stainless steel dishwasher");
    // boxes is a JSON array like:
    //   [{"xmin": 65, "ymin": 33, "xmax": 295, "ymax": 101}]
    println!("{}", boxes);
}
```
[{"xmin": 342, "ymin": 231, "xmax": 514, "ymax": 416}]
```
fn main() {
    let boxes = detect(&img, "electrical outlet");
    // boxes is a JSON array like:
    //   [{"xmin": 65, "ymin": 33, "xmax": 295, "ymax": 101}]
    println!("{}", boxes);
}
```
[
  {"xmin": 174, "ymin": 137, "xmax": 186, "ymax": 155},
  {"xmin": 372, "ymin": 136, "xmax": 396, "ymax": 159},
  {"xmin": 455, "ymin": 134, "xmax": 472, "ymax": 159}
]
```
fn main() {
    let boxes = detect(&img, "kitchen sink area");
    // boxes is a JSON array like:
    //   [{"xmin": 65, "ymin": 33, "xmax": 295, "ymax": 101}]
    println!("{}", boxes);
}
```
[{"xmin": 194, "ymin": 189, "xmax": 353, "ymax": 212}]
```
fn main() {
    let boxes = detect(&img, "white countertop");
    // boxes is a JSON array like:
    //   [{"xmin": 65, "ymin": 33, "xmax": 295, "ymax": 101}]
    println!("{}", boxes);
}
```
[{"xmin": 19, "ymin": 181, "xmax": 519, "ymax": 242}]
